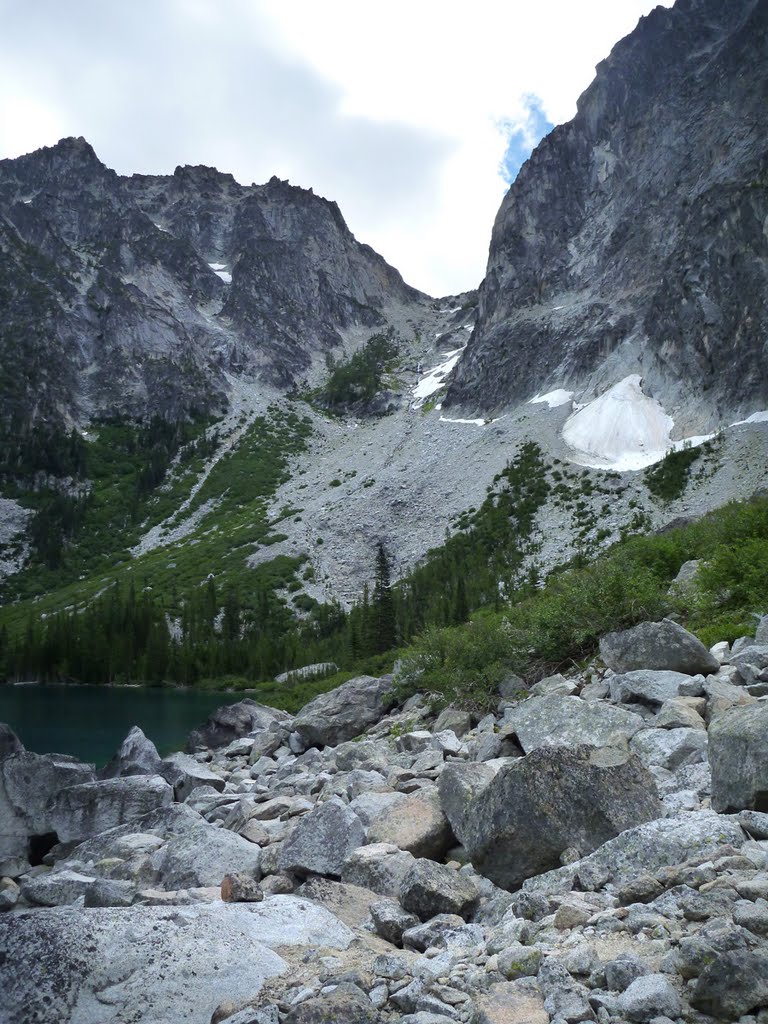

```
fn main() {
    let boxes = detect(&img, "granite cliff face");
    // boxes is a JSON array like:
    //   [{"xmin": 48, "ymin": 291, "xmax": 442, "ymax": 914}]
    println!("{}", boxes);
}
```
[
  {"xmin": 0, "ymin": 138, "xmax": 422, "ymax": 429},
  {"xmin": 447, "ymin": 0, "xmax": 768, "ymax": 431}
]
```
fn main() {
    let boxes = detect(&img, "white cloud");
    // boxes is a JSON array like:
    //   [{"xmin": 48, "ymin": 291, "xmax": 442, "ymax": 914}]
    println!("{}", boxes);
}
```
[{"xmin": 0, "ymin": 0, "xmax": 674, "ymax": 296}]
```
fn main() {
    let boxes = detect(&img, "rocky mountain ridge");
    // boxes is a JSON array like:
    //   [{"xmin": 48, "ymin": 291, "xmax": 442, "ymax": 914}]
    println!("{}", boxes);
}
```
[
  {"xmin": 3, "ymin": 614, "xmax": 768, "ymax": 1022},
  {"xmin": 0, "ymin": 136, "xmax": 423, "ymax": 429},
  {"xmin": 447, "ymin": 0, "xmax": 768, "ymax": 433}
]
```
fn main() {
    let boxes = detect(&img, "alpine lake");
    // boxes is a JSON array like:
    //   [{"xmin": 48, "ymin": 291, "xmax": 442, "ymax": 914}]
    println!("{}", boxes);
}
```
[{"xmin": 0, "ymin": 683, "xmax": 246, "ymax": 766}]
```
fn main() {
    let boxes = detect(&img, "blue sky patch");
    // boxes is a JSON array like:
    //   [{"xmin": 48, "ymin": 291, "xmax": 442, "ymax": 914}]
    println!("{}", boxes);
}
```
[{"xmin": 499, "ymin": 95, "xmax": 554, "ymax": 186}]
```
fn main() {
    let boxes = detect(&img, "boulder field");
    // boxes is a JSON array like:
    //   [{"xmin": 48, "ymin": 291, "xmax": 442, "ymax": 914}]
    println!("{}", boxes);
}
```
[{"xmin": 2, "ymin": 619, "xmax": 768, "ymax": 1024}]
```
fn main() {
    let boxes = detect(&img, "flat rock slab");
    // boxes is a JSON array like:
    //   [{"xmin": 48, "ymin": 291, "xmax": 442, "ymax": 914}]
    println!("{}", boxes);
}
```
[
  {"xmin": 0, "ymin": 897, "xmax": 353, "ymax": 1024},
  {"xmin": 523, "ymin": 811, "xmax": 746, "ymax": 895},
  {"xmin": 500, "ymin": 694, "xmax": 643, "ymax": 753}
]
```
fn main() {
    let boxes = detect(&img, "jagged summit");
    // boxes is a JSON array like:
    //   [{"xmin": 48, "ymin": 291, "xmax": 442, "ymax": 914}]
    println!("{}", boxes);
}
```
[
  {"xmin": 0, "ymin": 139, "xmax": 425, "ymax": 428},
  {"xmin": 446, "ymin": 0, "xmax": 768, "ymax": 433}
]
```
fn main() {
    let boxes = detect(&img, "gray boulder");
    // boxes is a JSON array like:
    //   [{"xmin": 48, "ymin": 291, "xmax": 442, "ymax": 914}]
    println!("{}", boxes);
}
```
[
  {"xmin": 0, "ymin": 723, "xmax": 23, "ymax": 759},
  {"xmin": 0, "ymin": 751, "xmax": 95, "ymax": 876},
  {"xmin": 500, "ymin": 694, "xmax": 643, "ymax": 752},
  {"xmin": 283, "ymin": 983, "xmax": 382, "ymax": 1024},
  {"xmin": 278, "ymin": 797, "xmax": 365, "ymax": 877},
  {"xmin": 617, "ymin": 974, "xmax": 681, "ymax": 1021},
  {"xmin": 22, "ymin": 869, "xmax": 135, "ymax": 908},
  {"xmin": 154, "ymin": 816, "xmax": 262, "ymax": 889},
  {"xmin": 709, "ymin": 703, "xmax": 768, "ymax": 812},
  {"xmin": 369, "ymin": 898, "xmax": 420, "ymax": 945},
  {"xmin": 629, "ymin": 727, "xmax": 708, "ymax": 770},
  {"xmin": 523, "ymin": 811, "xmax": 746, "ymax": 895},
  {"xmin": 160, "ymin": 752, "xmax": 226, "ymax": 800},
  {"xmin": 186, "ymin": 699, "xmax": 291, "ymax": 751},
  {"xmin": 609, "ymin": 669, "xmax": 703, "ymax": 708},
  {"xmin": 600, "ymin": 618, "xmax": 719, "ymax": 675},
  {"xmin": 438, "ymin": 761, "xmax": 499, "ymax": 846},
  {"xmin": 99, "ymin": 726, "xmax": 163, "ymax": 779},
  {"xmin": 292, "ymin": 675, "xmax": 397, "ymax": 748},
  {"xmin": 366, "ymin": 785, "xmax": 453, "ymax": 859},
  {"xmin": 0, "ymin": 897, "xmax": 352, "ymax": 1024},
  {"xmin": 400, "ymin": 859, "xmax": 478, "ymax": 921},
  {"xmin": 730, "ymin": 644, "xmax": 768, "ymax": 685},
  {"xmin": 341, "ymin": 842, "xmax": 416, "ymax": 896},
  {"xmin": 461, "ymin": 745, "xmax": 662, "ymax": 890},
  {"xmin": 49, "ymin": 775, "xmax": 173, "ymax": 844},
  {"xmin": 690, "ymin": 949, "xmax": 768, "ymax": 1019}
]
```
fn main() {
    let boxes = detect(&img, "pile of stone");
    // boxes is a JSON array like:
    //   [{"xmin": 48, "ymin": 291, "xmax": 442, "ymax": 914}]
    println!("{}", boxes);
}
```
[{"xmin": 1, "ymin": 616, "xmax": 768, "ymax": 1024}]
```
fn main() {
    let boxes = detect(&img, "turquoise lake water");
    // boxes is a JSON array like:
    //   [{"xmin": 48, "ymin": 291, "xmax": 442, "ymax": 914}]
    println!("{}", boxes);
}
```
[{"xmin": 0, "ymin": 684, "xmax": 245, "ymax": 766}]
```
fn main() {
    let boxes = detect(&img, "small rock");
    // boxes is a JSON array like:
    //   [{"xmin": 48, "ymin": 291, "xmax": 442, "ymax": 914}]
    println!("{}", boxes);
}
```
[{"xmin": 221, "ymin": 873, "xmax": 264, "ymax": 903}]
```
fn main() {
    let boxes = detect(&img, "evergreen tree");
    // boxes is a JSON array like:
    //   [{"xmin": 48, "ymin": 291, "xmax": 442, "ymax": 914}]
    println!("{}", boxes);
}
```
[{"xmin": 371, "ymin": 542, "xmax": 396, "ymax": 653}]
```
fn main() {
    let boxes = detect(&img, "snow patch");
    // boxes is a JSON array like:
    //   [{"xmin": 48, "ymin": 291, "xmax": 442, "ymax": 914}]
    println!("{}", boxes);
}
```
[
  {"xmin": 208, "ymin": 262, "xmax": 232, "ymax": 284},
  {"xmin": 562, "ymin": 375, "xmax": 674, "ymax": 471},
  {"xmin": 529, "ymin": 389, "xmax": 574, "ymax": 409},
  {"xmin": 412, "ymin": 347, "xmax": 465, "ymax": 403},
  {"xmin": 733, "ymin": 410, "xmax": 768, "ymax": 426},
  {"xmin": 439, "ymin": 415, "xmax": 486, "ymax": 427}
]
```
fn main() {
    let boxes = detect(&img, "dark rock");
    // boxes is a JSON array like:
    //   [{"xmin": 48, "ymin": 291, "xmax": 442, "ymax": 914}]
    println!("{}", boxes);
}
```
[
  {"xmin": 283, "ymin": 983, "xmax": 382, "ymax": 1024},
  {"xmin": 709, "ymin": 702, "xmax": 768, "ymax": 812},
  {"xmin": 221, "ymin": 873, "xmax": 264, "ymax": 903},
  {"xmin": 400, "ymin": 859, "xmax": 479, "ymax": 921},
  {"xmin": 462, "ymin": 745, "xmax": 661, "ymax": 890},
  {"xmin": 186, "ymin": 700, "xmax": 290, "ymax": 752},
  {"xmin": 292, "ymin": 675, "xmax": 397, "ymax": 748},
  {"xmin": 600, "ymin": 619, "xmax": 719, "ymax": 676},
  {"xmin": 369, "ymin": 898, "xmax": 419, "ymax": 946},
  {"xmin": 690, "ymin": 949, "xmax": 768, "ymax": 1019}
]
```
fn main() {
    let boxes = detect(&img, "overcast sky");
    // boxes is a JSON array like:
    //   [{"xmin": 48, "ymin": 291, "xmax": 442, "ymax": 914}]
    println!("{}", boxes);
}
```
[{"xmin": 0, "ymin": 0, "xmax": 674, "ymax": 296}]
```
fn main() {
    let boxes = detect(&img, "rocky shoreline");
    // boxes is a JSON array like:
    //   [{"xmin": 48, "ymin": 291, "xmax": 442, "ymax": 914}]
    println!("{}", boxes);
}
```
[{"xmin": 2, "ymin": 618, "xmax": 768, "ymax": 1024}]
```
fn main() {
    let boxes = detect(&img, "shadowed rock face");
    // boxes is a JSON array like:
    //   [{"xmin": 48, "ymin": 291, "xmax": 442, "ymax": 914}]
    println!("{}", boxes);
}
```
[
  {"xmin": 446, "ymin": 0, "xmax": 768, "ymax": 430},
  {"xmin": 0, "ymin": 139, "xmax": 423, "ymax": 429}
]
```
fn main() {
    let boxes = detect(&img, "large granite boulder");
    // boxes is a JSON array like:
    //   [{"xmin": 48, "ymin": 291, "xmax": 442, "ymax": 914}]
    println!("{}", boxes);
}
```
[
  {"xmin": 292, "ymin": 675, "xmax": 398, "ymax": 748},
  {"xmin": 461, "ymin": 745, "xmax": 662, "ymax": 890},
  {"xmin": 609, "ymin": 669, "xmax": 702, "ymax": 708},
  {"xmin": 709, "ymin": 703, "xmax": 768, "ymax": 812},
  {"xmin": 99, "ymin": 726, "xmax": 163, "ymax": 779},
  {"xmin": 365, "ymin": 785, "xmax": 453, "ymax": 859},
  {"xmin": 0, "ymin": 750, "xmax": 95, "ymax": 876},
  {"xmin": 186, "ymin": 699, "xmax": 291, "ymax": 752},
  {"xmin": 438, "ymin": 761, "xmax": 500, "ymax": 846},
  {"xmin": 49, "ymin": 775, "xmax": 173, "ymax": 844},
  {"xmin": 0, "ymin": 897, "xmax": 353, "ymax": 1024},
  {"xmin": 278, "ymin": 797, "xmax": 365, "ymax": 877},
  {"xmin": 500, "ymin": 694, "xmax": 643, "ymax": 752},
  {"xmin": 600, "ymin": 619, "xmax": 719, "ymax": 675}
]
